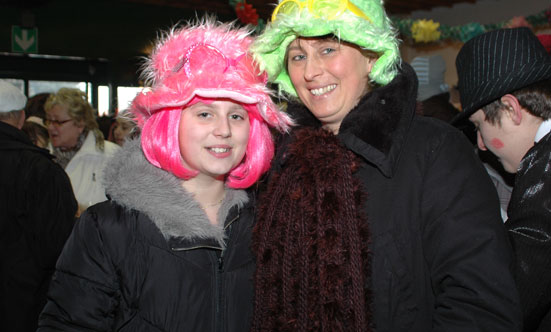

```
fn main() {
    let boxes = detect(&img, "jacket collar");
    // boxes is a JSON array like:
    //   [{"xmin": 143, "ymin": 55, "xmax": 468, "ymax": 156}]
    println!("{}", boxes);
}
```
[
  {"xmin": 102, "ymin": 138, "xmax": 249, "ymax": 249},
  {"xmin": 286, "ymin": 62, "xmax": 418, "ymax": 177}
]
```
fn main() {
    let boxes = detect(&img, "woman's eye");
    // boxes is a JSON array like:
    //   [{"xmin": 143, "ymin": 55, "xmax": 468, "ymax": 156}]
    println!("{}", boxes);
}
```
[
  {"xmin": 197, "ymin": 112, "xmax": 211, "ymax": 118},
  {"xmin": 290, "ymin": 54, "xmax": 306, "ymax": 61},
  {"xmin": 321, "ymin": 47, "xmax": 335, "ymax": 55}
]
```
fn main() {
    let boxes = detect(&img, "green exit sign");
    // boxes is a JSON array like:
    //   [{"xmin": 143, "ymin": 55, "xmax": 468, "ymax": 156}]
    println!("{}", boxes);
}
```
[{"xmin": 12, "ymin": 26, "xmax": 38, "ymax": 53}]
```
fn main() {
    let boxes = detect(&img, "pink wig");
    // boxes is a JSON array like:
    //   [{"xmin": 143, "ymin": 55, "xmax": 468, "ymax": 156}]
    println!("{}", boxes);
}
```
[
  {"xmin": 140, "ymin": 97, "xmax": 274, "ymax": 188},
  {"xmin": 133, "ymin": 17, "xmax": 292, "ymax": 188}
]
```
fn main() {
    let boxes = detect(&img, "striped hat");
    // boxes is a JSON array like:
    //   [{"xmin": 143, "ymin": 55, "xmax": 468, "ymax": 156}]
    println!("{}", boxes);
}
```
[{"xmin": 455, "ymin": 27, "xmax": 551, "ymax": 119}]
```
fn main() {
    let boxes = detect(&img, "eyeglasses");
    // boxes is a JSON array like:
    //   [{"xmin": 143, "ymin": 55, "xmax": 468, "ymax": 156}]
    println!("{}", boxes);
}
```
[
  {"xmin": 271, "ymin": 0, "xmax": 371, "ymax": 23},
  {"xmin": 44, "ymin": 118, "xmax": 73, "ymax": 127}
]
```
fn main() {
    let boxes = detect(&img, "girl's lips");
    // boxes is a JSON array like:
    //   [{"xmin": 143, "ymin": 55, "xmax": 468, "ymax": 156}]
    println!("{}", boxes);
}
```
[{"xmin": 206, "ymin": 146, "xmax": 232, "ymax": 158}]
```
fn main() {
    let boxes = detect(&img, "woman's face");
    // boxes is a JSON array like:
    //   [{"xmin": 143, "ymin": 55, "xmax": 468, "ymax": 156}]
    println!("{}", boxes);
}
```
[
  {"xmin": 45, "ymin": 104, "xmax": 84, "ymax": 149},
  {"xmin": 178, "ymin": 100, "xmax": 250, "ymax": 179},
  {"xmin": 287, "ymin": 37, "xmax": 376, "ymax": 134},
  {"xmin": 113, "ymin": 118, "xmax": 134, "ymax": 146}
]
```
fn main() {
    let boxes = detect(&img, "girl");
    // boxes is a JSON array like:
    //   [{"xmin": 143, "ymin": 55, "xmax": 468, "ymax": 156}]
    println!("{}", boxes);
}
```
[{"xmin": 38, "ymin": 17, "xmax": 291, "ymax": 331}]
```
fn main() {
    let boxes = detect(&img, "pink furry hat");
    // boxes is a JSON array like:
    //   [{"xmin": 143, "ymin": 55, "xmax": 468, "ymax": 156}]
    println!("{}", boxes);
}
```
[{"xmin": 131, "ymin": 17, "xmax": 292, "ymax": 132}]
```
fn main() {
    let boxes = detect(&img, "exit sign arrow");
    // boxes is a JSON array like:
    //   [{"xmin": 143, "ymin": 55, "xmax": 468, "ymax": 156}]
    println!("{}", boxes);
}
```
[
  {"xmin": 12, "ymin": 26, "xmax": 38, "ymax": 53},
  {"xmin": 16, "ymin": 30, "xmax": 34, "ymax": 50}
]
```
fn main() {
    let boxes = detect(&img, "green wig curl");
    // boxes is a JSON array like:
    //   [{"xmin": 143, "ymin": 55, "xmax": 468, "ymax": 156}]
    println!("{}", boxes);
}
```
[{"xmin": 251, "ymin": 0, "xmax": 400, "ymax": 97}]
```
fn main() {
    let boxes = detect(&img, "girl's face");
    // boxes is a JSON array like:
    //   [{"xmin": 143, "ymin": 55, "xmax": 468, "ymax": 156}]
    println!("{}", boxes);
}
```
[
  {"xmin": 287, "ymin": 37, "xmax": 376, "ymax": 134},
  {"xmin": 113, "ymin": 118, "xmax": 134, "ymax": 146},
  {"xmin": 178, "ymin": 100, "xmax": 250, "ymax": 179},
  {"xmin": 45, "ymin": 104, "xmax": 84, "ymax": 149}
]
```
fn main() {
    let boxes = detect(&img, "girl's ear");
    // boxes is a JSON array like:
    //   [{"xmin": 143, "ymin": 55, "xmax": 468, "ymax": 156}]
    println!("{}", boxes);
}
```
[{"xmin": 501, "ymin": 94, "xmax": 522, "ymax": 125}]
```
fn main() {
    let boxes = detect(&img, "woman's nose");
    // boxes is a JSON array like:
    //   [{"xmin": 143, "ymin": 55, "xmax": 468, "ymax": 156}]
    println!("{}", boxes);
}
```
[{"xmin": 304, "ymin": 56, "xmax": 323, "ymax": 81}]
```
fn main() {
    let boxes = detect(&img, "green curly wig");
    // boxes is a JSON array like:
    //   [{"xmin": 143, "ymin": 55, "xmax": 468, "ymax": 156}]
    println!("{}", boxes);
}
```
[{"xmin": 251, "ymin": 0, "xmax": 400, "ymax": 97}]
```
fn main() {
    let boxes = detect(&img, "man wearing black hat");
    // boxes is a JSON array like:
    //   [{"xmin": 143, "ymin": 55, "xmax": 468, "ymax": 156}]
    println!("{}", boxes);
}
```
[
  {"xmin": 455, "ymin": 27, "xmax": 551, "ymax": 332},
  {"xmin": 0, "ymin": 80, "xmax": 77, "ymax": 331}
]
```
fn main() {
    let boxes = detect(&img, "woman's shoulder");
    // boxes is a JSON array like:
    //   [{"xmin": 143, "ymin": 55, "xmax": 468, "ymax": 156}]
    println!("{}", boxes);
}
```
[{"xmin": 103, "ymin": 139, "xmax": 121, "ymax": 156}]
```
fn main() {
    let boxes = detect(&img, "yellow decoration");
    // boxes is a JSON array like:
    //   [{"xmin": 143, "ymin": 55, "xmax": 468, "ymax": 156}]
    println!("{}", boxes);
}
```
[{"xmin": 411, "ymin": 19, "xmax": 441, "ymax": 43}]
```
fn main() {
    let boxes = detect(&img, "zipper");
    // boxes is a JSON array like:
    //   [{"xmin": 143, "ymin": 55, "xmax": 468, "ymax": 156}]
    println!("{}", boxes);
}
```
[
  {"xmin": 215, "ymin": 210, "xmax": 239, "ymax": 332},
  {"xmin": 214, "ymin": 250, "xmax": 223, "ymax": 332}
]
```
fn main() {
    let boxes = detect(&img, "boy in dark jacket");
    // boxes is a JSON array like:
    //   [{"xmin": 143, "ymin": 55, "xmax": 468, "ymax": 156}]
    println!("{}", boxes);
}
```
[{"xmin": 455, "ymin": 27, "xmax": 551, "ymax": 332}]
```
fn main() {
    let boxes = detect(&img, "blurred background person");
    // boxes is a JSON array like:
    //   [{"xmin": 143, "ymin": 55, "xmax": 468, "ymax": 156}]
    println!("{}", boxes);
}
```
[
  {"xmin": 23, "ymin": 92, "xmax": 52, "ymax": 148},
  {"xmin": 24, "ymin": 92, "xmax": 50, "ymax": 123},
  {"xmin": 410, "ymin": 54, "xmax": 459, "ymax": 122},
  {"xmin": 44, "ymin": 88, "xmax": 120, "ymax": 214},
  {"xmin": 0, "ymin": 80, "xmax": 77, "ymax": 332},
  {"xmin": 22, "ymin": 117, "xmax": 49, "ymax": 148},
  {"xmin": 111, "ymin": 113, "xmax": 138, "ymax": 146},
  {"xmin": 97, "ymin": 114, "xmax": 116, "ymax": 144}
]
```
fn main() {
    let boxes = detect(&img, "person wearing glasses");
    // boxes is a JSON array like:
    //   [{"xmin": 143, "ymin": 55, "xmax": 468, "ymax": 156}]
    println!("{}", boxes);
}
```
[
  {"xmin": 37, "ymin": 17, "xmax": 292, "ymax": 331},
  {"xmin": 250, "ymin": 0, "xmax": 522, "ymax": 331},
  {"xmin": 44, "ymin": 88, "xmax": 120, "ymax": 214}
]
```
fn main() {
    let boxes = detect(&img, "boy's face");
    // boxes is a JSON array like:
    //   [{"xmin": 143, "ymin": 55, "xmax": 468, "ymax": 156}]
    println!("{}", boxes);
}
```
[{"xmin": 469, "ymin": 108, "xmax": 527, "ymax": 173}]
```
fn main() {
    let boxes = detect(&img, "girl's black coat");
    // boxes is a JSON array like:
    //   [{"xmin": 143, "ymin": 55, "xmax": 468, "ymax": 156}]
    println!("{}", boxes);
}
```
[
  {"xmin": 38, "ymin": 139, "xmax": 255, "ymax": 332},
  {"xmin": 271, "ymin": 63, "xmax": 522, "ymax": 331}
]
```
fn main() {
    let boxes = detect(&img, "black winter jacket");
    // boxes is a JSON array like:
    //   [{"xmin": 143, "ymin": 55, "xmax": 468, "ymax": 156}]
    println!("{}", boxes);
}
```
[
  {"xmin": 38, "ymin": 139, "xmax": 256, "ymax": 332},
  {"xmin": 272, "ymin": 63, "xmax": 522, "ymax": 331},
  {"xmin": 0, "ymin": 121, "xmax": 77, "ymax": 332}
]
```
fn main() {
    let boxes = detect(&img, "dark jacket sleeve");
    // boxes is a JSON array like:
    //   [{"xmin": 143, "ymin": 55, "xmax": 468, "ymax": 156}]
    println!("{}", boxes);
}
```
[
  {"xmin": 38, "ymin": 204, "xmax": 122, "ymax": 332},
  {"xmin": 420, "ymin": 129, "xmax": 522, "ymax": 331}
]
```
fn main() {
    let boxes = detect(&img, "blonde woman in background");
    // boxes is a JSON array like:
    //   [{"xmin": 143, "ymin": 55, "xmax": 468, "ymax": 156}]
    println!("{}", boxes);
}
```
[{"xmin": 44, "ymin": 88, "xmax": 120, "ymax": 213}]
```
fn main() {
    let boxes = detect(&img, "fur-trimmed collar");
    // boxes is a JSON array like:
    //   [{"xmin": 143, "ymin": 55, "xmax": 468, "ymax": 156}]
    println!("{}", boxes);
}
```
[
  {"xmin": 284, "ymin": 62, "xmax": 418, "ymax": 177},
  {"xmin": 102, "ymin": 138, "xmax": 249, "ymax": 247}
]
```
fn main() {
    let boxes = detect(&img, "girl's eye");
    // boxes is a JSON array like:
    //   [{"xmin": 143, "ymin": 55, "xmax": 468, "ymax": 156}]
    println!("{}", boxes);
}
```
[
  {"xmin": 197, "ymin": 111, "xmax": 211, "ymax": 118},
  {"xmin": 230, "ymin": 113, "xmax": 246, "ymax": 121}
]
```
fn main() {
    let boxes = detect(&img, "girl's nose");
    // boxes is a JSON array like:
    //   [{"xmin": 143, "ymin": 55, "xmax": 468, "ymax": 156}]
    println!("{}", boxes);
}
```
[{"xmin": 213, "ymin": 117, "xmax": 231, "ymax": 138}]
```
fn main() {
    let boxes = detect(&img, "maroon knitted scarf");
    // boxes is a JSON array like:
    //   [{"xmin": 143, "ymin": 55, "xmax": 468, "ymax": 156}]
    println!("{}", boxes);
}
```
[{"xmin": 252, "ymin": 127, "xmax": 372, "ymax": 332}]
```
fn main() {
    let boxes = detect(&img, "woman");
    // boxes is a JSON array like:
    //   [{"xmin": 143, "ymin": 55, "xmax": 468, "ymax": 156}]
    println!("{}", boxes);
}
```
[
  {"xmin": 250, "ymin": 1, "xmax": 522, "ymax": 331},
  {"xmin": 37, "ymin": 18, "xmax": 291, "ymax": 331},
  {"xmin": 44, "ymin": 88, "xmax": 120, "ymax": 212}
]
